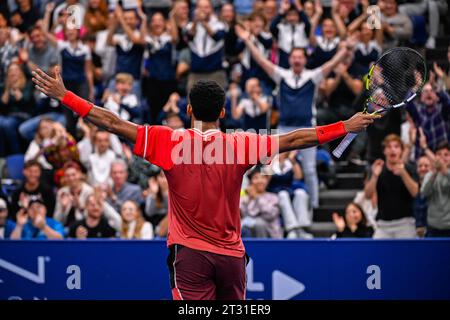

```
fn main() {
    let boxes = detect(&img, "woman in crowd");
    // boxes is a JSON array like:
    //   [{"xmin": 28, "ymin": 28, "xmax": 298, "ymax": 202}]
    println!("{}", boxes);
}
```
[
  {"xmin": 120, "ymin": 200, "xmax": 154, "ymax": 240},
  {"xmin": 332, "ymin": 202, "xmax": 374, "ymax": 238},
  {"xmin": 0, "ymin": 62, "xmax": 35, "ymax": 156}
]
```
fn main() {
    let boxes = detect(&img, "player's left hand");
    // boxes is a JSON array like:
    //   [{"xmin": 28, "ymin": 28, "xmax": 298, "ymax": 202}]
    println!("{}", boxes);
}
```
[
  {"xmin": 32, "ymin": 67, "xmax": 67, "ymax": 101},
  {"xmin": 343, "ymin": 112, "xmax": 381, "ymax": 133}
]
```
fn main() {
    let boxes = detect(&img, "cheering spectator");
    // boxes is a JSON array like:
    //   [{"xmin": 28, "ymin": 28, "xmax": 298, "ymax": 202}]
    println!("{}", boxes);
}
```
[
  {"xmin": 378, "ymin": 0, "xmax": 412, "ymax": 50},
  {"xmin": 270, "ymin": 0, "xmax": 310, "ymax": 68},
  {"xmin": 103, "ymin": 73, "xmax": 141, "ymax": 123},
  {"xmin": 433, "ymin": 48, "xmax": 450, "ymax": 91},
  {"xmin": 0, "ymin": 26, "xmax": 18, "ymax": 93},
  {"xmin": 85, "ymin": 130, "xmax": 118, "ymax": 186},
  {"xmin": 24, "ymin": 118, "xmax": 57, "ymax": 170},
  {"xmin": 421, "ymin": 142, "xmax": 450, "ymax": 237},
  {"xmin": 54, "ymin": 161, "xmax": 120, "ymax": 232},
  {"xmin": 9, "ymin": 0, "xmax": 39, "ymax": 33},
  {"xmin": 240, "ymin": 168, "xmax": 282, "ymax": 238},
  {"xmin": 318, "ymin": 51, "xmax": 365, "ymax": 126},
  {"xmin": 0, "ymin": 62, "xmax": 35, "ymax": 156},
  {"xmin": 11, "ymin": 196, "xmax": 64, "ymax": 240},
  {"xmin": 235, "ymin": 12, "xmax": 273, "ymax": 93},
  {"xmin": 21, "ymin": 25, "xmax": 59, "ymax": 74},
  {"xmin": 10, "ymin": 160, "xmax": 55, "ymax": 218},
  {"xmin": 414, "ymin": 155, "xmax": 433, "ymax": 237},
  {"xmin": 106, "ymin": 159, "xmax": 143, "ymax": 213},
  {"xmin": 107, "ymin": 5, "xmax": 145, "ymax": 94},
  {"xmin": 332, "ymin": 202, "xmax": 374, "ymax": 238},
  {"xmin": 237, "ymin": 25, "xmax": 350, "ymax": 209},
  {"xmin": 156, "ymin": 92, "xmax": 189, "ymax": 126},
  {"xmin": 77, "ymin": 119, "xmax": 123, "ymax": 165},
  {"xmin": 36, "ymin": 122, "xmax": 80, "ymax": 183},
  {"xmin": 143, "ymin": 11, "xmax": 177, "ymax": 124},
  {"xmin": 43, "ymin": 3, "xmax": 94, "ymax": 135},
  {"xmin": 220, "ymin": 3, "xmax": 239, "ymax": 68},
  {"xmin": 364, "ymin": 134, "xmax": 419, "ymax": 239},
  {"xmin": 406, "ymin": 83, "xmax": 450, "ymax": 159},
  {"xmin": 0, "ymin": 198, "xmax": 15, "ymax": 239},
  {"xmin": 68, "ymin": 193, "xmax": 117, "ymax": 239},
  {"xmin": 347, "ymin": 5, "xmax": 383, "ymax": 71},
  {"xmin": 144, "ymin": 170, "xmax": 169, "ymax": 234},
  {"xmin": 308, "ymin": 0, "xmax": 346, "ymax": 68},
  {"xmin": 231, "ymin": 78, "xmax": 271, "ymax": 131},
  {"xmin": 84, "ymin": 0, "xmax": 109, "ymax": 35},
  {"xmin": 120, "ymin": 200, "xmax": 153, "ymax": 239},
  {"xmin": 185, "ymin": 0, "xmax": 228, "ymax": 90},
  {"xmin": 268, "ymin": 151, "xmax": 312, "ymax": 239},
  {"xmin": 169, "ymin": 0, "xmax": 190, "ymax": 51}
]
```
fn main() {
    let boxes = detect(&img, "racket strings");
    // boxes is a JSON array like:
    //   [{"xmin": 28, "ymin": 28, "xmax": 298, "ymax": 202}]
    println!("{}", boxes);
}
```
[{"xmin": 367, "ymin": 48, "xmax": 426, "ymax": 109}]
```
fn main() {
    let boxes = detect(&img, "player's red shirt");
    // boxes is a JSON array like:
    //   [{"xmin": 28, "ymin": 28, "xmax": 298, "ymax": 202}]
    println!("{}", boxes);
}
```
[{"xmin": 133, "ymin": 126, "xmax": 277, "ymax": 257}]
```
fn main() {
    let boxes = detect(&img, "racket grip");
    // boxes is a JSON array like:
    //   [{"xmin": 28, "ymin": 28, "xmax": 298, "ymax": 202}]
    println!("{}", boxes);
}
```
[{"xmin": 332, "ymin": 133, "xmax": 358, "ymax": 158}]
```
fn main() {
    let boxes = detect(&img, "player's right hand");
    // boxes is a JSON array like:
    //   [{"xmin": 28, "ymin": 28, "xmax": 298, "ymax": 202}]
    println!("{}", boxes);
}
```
[{"xmin": 343, "ymin": 112, "xmax": 381, "ymax": 133}]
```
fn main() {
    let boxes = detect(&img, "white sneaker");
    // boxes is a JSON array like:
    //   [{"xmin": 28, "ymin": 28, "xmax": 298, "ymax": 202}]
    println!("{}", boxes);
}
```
[
  {"xmin": 296, "ymin": 228, "xmax": 314, "ymax": 239},
  {"xmin": 425, "ymin": 37, "xmax": 435, "ymax": 49},
  {"xmin": 286, "ymin": 230, "xmax": 298, "ymax": 239}
]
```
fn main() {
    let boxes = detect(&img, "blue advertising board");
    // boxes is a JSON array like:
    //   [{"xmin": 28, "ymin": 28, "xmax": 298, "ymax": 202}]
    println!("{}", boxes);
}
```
[{"xmin": 1, "ymin": 239, "xmax": 449, "ymax": 300}]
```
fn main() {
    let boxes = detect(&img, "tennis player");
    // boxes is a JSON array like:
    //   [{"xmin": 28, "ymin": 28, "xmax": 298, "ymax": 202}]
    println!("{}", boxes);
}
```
[{"xmin": 32, "ymin": 67, "xmax": 378, "ymax": 300}]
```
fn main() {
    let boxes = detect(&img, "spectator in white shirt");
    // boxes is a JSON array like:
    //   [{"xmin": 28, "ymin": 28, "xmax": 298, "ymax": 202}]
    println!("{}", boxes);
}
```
[{"xmin": 85, "ymin": 130, "xmax": 118, "ymax": 186}]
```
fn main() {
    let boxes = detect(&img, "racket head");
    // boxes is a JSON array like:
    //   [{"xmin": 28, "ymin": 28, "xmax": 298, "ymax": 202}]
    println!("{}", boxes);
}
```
[{"xmin": 364, "ymin": 47, "xmax": 427, "ymax": 114}]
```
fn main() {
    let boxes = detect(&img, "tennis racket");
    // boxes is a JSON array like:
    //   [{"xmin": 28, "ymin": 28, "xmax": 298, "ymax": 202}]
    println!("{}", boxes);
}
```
[{"xmin": 332, "ymin": 47, "xmax": 427, "ymax": 158}]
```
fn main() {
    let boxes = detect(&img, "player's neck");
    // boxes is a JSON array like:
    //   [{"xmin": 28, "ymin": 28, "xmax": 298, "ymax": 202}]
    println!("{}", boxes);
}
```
[{"xmin": 190, "ymin": 120, "xmax": 220, "ymax": 132}]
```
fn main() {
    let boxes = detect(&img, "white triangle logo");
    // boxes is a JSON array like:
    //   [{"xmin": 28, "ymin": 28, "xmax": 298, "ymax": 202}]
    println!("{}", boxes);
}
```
[{"xmin": 272, "ymin": 270, "xmax": 305, "ymax": 300}]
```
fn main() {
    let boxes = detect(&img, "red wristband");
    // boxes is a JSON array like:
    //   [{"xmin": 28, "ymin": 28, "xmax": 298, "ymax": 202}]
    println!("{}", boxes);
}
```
[
  {"xmin": 316, "ymin": 121, "xmax": 347, "ymax": 144},
  {"xmin": 61, "ymin": 91, "xmax": 93, "ymax": 118}
]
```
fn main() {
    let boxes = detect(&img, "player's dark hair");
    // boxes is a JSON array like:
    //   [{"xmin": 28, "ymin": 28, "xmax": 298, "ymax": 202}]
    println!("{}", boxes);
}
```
[{"xmin": 189, "ymin": 80, "xmax": 225, "ymax": 122}]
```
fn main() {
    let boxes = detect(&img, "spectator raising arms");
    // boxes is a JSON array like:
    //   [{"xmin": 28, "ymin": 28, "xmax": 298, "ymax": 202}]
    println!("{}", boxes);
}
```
[
  {"xmin": 43, "ymin": 2, "xmax": 94, "ymax": 136},
  {"xmin": 120, "ymin": 200, "xmax": 153, "ymax": 239},
  {"xmin": 107, "ymin": 5, "xmax": 145, "ymax": 95},
  {"xmin": 237, "ymin": 24, "xmax": 351, "ymax": 209},
  {"xmin": 185, "ymin": 0, "xmax": 228, "ymax": 90},
  {"xmin": 270, "ymin": 0, "xmax": 311, "ymax": 68},
  {"xmin": 143, "ymin": 11, "xmax": 177, "ymax": 124}
]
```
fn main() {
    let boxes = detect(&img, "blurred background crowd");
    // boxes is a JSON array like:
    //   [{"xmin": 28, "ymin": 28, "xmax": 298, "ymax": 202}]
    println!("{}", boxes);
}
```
[{"xmin": 0, "ymin": 0, "xmax": 449, "ymax": 241}]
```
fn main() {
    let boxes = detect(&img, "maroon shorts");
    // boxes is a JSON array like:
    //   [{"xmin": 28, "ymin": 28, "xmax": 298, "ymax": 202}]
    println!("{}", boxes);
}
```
[{"xmin": 167, "ymin": 244, "xmax": 248, "ymax": 300}]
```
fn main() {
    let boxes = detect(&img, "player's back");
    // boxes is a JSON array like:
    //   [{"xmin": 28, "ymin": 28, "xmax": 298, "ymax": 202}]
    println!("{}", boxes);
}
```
[{"xmin": 133, "ymin": 126, "xmax": 275, "ymax": 258}]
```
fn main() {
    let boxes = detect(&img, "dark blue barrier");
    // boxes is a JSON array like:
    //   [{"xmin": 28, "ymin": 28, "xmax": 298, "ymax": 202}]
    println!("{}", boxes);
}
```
[{"xmin": 1, "ymin": 239, "xmax": 449, "ymax": 300}]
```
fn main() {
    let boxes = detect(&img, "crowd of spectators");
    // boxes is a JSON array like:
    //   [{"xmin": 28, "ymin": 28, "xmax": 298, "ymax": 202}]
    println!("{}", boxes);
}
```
[{"xmin": 0, "ymin": 0, "xmax": 449, "ymax": 240}]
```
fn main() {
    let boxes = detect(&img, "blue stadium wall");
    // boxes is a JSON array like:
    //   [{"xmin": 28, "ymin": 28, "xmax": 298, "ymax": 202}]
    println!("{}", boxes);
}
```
[{"xmin": 1, "ymin": 239, "xmax": 450, "ymax": 300}]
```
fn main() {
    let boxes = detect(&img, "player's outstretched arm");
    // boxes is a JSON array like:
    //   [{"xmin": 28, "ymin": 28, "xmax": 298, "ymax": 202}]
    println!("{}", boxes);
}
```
[
  {"xmin": 32, "ymin": 67, "xmax": 138, "ymax": 142},
  {"xmin": 277, "ymin": 112, "xmax": 380, "ymax": 153}
]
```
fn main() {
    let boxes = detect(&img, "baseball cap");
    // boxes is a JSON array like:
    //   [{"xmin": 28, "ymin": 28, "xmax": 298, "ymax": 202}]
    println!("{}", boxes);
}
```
[
  {"xmin": 28, "ymin": 195, "xmax": 45, "ymax": 207},
  {"xmin": 0, "ymin": 198, "xmax": 7, "ymax": 210}
]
